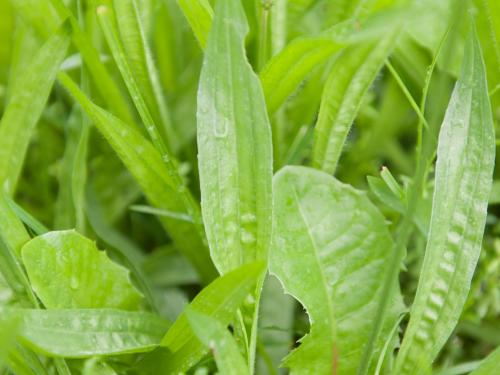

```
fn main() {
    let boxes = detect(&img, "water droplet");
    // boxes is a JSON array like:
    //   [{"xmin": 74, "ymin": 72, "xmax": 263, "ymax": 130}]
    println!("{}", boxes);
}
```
[
  {"xmin": 214, "ymin": 119, "xmax": 228, "ymax": 138},
  {"xmin": 241, "ymin": 230, "xmax": 256, "ymax": 245},
  {"xmin": 241, "ymin": 213, "xmax": 257, "ymax": 224},
  {"xmin": 70, "ymin": 277, "xmax": 79, "ymax": 290},
  {"xmin": 162, "ymin": 154, "xmax": 170, "ymax": 163}
]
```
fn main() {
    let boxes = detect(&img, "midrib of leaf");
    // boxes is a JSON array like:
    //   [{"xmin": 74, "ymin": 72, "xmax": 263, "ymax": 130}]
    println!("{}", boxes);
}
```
[
  {"xmin": 393, "ymin": 24, "xmax": 495, "ymax": 374},
  {"xmin": 292, "ymin": 185, "xmax": 337, "ymax": 350}
]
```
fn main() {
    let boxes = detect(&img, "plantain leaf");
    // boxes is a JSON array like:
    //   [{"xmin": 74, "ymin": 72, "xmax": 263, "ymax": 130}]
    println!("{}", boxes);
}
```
[
  {"xmin": 312, "ymin": 34, "xmax": 397, "ymax": 175},
  {"xmin": 270, "ymin": 166, "xmax": 404, "ymax": 374},
  {"xmin": 177, "ymin": 0, "xmax": 213, "ymax": 48},
  {"xmin": 0, "ymin": 22, "xmax": 70, "ymax": 195},
  {"xmin": 393, "ymin": 24, "xmax": 495, "ymax": 374},
  {"xmin": 149, "ymin": 262, "xmax": 265, "ymax": 374},
  {"xmin": 470, "ymin": 346, "xmax": 500, "ymax": 375},
  {"xmin": 21, "ymin": 230, "xmax": 143, "ymax": 310},
  {"xmin": 59, "ymin": 73, "xmax": 217, "ymax": 283},
  {"xmin": 4, "ymin": 308, "xmax": 168, "ymax": 358},
  {"xmin": 197, "ymin": 0, "xmax": 272, "ymax": 273},
  {"xmin": 186, "ymin": 308, "xmax": 250, "ymax": 375}
]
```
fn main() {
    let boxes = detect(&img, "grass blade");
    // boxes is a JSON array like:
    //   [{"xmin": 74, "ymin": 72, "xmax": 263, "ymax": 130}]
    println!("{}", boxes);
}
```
[
  {"xmin": 59, "ymin": 73, "xmax": 217, "ymax": 283},
  {"xmin": 312, "ymin": 35, "xmax": 397, "ymax": 174},
  {"xmin": 0, "ymin": 22, "xmax": 70, "ymax": 195},
  {"xmin": 177, "ymin": 0, "xmax": 213, "ymax": 49},
  {"xmin": 393, "ymin": 23, "xmax": 495, "ymax": 374},
  {"xmin": 186, "ymin": 308, "xmax": 250, "ymax": 375}
]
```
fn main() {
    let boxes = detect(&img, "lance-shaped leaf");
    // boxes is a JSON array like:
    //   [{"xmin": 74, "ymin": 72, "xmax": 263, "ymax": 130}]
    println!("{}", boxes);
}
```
[
  {"xmin": 393, "ymin": 25, "xmax": 495, "ymax": 374},
  {"xmin": 312, "ymin": 35, "xmax": 397, "ymax": 175},
  {"xmin": 270, "ymin": 166, "xmax": 403, "ymax": 374},
  {"xmin": 138, "ymin": 262, "xmax": 265, "ymax": 374},
  {"xmin": 197, "ymin": 0, "xmax": 272, "ymax": 273},
  {"xmin": 186, "ymin": 309, "xmax": 250, "ymax": 375},
  {"xmin": 5, "ymin": 308, "xmax": 168, "ymax": 358},
  {"xmin": 21, "ymin": 230, "xmax": 143, "ymax": 310},
  {"xmin": 59, "ymin": 73, "xmax": 217, "ymax": 283},
  {"xmin": 0, "ymin": 22, "xmax": 70, "ymax": 195}
]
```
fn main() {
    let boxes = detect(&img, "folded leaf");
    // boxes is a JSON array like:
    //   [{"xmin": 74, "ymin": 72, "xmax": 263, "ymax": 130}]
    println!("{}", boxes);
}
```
[
  {"xmin": 186, "ymin": 309, "xmax": 250, "ymax": 375},
  {"xmin": 393, "ymin": 24, "xmax": 495, "ymax": 374},
  {"xmin": 5, "ymin": 308, "xmax": 168, "ymax": 358},
  {"xmin": 21, "ymin": 230, "xmax": 143, "ymax": 310},
  {"xmin": 197, "ymin": 0, "xmax": 272, "ymax": 273},
  {"xmin": 177, "ymin": 0, "xmax": 213, "ymax": 48},
  {"xmin": 270, "ymin": 166, "xmax": 403, "ymax": 374}
]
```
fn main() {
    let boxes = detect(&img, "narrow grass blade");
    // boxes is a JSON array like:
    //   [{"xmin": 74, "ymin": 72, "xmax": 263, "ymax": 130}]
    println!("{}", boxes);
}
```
[
  {"xmin": 0, "ymin": 23, "xmax": 70, "ymax": 195},
  {"xmin": 151, "ymin": 262, "xmax": 265, "ymax": 374},
  {"xmin": 312, "ymin": 35, "xmax": 397, "ymax": 175},
  {"xmin": 270, "ymin": 166, "xmax": 404, "ymax": 374},
  {"xmin": 393, "ymin": 24, "xmax": 495, "ymax": 374},
  {"xmin": 469, "ymin": 346, "xmax": 500, "ymax": 375},
  {"xmin": 186, "ymin": 309, "xmax": 250, "ymax": 375},
  {"xmin": 197, "ymin": 0, "xmax": 272, "ymax": 273},
  {"xmin": 48, "ymin": 0, "xmax": 134, "ymax": 123},
  {"xmin": 177, "ymin": 0, "xmax": 213, "ymax": 48},
  {"xmin": 5, "ymin": 308, "xmax": 168, "ymax": 358},
  {"xmin": 59, "ymin": 73, "xmax": 217, "ymax": 282}
]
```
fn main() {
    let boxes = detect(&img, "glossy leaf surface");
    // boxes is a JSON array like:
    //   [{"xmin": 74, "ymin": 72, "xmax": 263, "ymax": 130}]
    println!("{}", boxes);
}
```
[
  {"xmin": 21, "ymin": 230, "xmax": 143, "ymax": 310},
  {"xmin": 394, "ymin": 25, "xmax": 495, "ymax": 374},
  {"xmin": 270, "ymin": 166, "xmax": 403, "ymax": 374},
  {"xmin": 197, "ymin": 0, "xmax": 272, "ymax": 273}
]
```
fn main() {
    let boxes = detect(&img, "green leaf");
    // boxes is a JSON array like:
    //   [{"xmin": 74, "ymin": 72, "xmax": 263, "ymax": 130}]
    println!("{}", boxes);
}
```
[
  {"xmin": 393, "ymin": 24, "xmax": 495, "ymax": 374},
  {"xmin": 58, "ymin": 73, "xmax": 217, "ymax": 283},
  {"xmin": 0, "ymin": 22, "xmax": 70, "ymax": 195},
  {"xmin": 197, "ymin": 0, "xmax": 273, "ymax": 273},
  {"xmin": 470, "ymin": 346, "xmax": 500, "ymax": 375},
  {"xmin": 177, "ymin": 0, "xmax": 213, "ymax": 48},
  {"xmin": 5, "ymin": 308, "xmax": 168, "ymax": 358},
  {"xmin": 21, "ymin": 230, "xmax": 143, "ymax": 310},
  {"xmin": 312, "ymin": 35, "xmax": 397, "ymax": 175},
  {"xmin": 259, "ymin": 25, "xmax": 346, "ymax": 114},
  {"xmin": 112, "ymin": 0, "xmax": 176, "ymax": 151},
  {"xmin": 150, "ymin": 262, "xmax": 265, "ymax": 374},
  {"xmin": 186, "ymin": 309, "xmax": 250, "ymax": 375},
  {"xmin": 270, "ymin": 166, "xmax": 404, "ymax": 374}
]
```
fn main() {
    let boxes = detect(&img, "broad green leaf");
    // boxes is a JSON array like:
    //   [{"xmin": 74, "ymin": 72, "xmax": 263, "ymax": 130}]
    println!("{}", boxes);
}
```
[
  {"xmin": 312, "ymin": 35, "xmax": 397, "ymax": 175},
  {"xmin": 21, "ymin": 230, "xmax": 143, "ymax": 310},
  {"xmin": 186, "ymin": 309, "xmax": 250, "ymax": 375},
  {"xmin": 393, "ymin": 25, "xmax": 495, "ymax": 374},
  {"xmin": 0, "ymin": 23, "xmax": 70, "ymax": 195},
  {"xmin": 177, "ymin": 0, "xmax": 213, "ymax": 48},
  {"xmin": 59, "ymin": 73, "xmax": 217, "ymax": 283},
  {"xmin": 151, "ymin": 262, "xmax": 265, "ymax": 374},
  {"xmin": 4, "ymin": 308, "xmax": 168, "ymax": 358},
  {"xmin": 197, "ymin": 0, "xmax": 273, "ymax": 273},
  {"xmin": 470, "ymin": 347, "xmax": 500, "ymax": 375},
  {"xmin": 270, "ymin": 166, "xmax": 403, "ymax": 374}
]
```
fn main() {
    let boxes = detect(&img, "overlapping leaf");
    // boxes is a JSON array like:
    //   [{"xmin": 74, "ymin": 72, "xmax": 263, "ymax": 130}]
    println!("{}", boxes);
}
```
[
  {"xmin": 393, "ymin": 25, "xmax": 495, "ymax": 374},
  {"xmin": 270, "ymin": 166, "xmax": 403, "ymax": 374}
]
